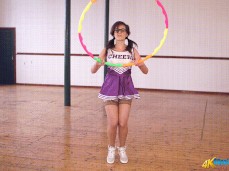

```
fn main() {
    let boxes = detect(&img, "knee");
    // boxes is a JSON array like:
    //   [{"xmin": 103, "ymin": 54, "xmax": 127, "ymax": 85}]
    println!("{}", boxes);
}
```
[
  {"xmin": 118, "ymin": 122, "xmax": 128, "ymax": 129},
  {"xmin": 108, "ymin": 121, "xmax": 118, "ymax": 129}
]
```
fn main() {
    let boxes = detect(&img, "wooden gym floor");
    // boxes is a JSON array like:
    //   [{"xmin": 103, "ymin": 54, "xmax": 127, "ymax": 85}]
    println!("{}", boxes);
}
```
[{"xmin": 0, "ymin": 85, "xmax": 228, "ymax": 171}]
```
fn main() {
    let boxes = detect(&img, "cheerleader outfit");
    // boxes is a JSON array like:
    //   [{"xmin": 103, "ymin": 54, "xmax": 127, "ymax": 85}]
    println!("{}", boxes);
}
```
[{"xmin": 98, "ymin": 49, "xmax": 140, "ymax": 101}]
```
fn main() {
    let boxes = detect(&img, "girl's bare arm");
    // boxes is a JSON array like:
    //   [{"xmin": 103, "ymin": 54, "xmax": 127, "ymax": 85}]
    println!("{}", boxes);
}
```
[
  {"xmin": 133, "ymin": 48, "xmax": 149, "ymax": 74},
  {"xmin": 91, "ymin": 48, "xmax": 106, "ymax": 73}
]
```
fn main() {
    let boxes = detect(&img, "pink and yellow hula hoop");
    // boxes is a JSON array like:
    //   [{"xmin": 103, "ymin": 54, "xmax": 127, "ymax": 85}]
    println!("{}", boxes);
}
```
[{"xmin": 78, "ymin": 0, "xmax": 169, "ymax": 67}]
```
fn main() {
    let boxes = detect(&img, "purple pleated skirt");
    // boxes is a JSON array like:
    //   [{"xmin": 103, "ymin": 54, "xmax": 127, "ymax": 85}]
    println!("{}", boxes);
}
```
[{"xmin": 98, "ymin": 68, "xmax": 140, "ymax": 101}]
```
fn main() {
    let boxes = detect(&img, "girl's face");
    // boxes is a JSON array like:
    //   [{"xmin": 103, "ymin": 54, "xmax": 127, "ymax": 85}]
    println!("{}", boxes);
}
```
[{"xmin": 114, "ymin": 25, "xmax": 128, "ymax": 41}]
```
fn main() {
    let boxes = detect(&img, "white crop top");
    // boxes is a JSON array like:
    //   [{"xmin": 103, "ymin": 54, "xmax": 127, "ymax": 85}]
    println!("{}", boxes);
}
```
[{"xmin": 106, "ymin": 49, "xmax": 134, "ymax": 74}]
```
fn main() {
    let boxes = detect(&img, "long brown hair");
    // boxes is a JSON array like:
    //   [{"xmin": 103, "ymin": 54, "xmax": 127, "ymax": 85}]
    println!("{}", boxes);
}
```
[{"xmin": 106, "ymin": 21, "xmax": 137, "ymax": 54}]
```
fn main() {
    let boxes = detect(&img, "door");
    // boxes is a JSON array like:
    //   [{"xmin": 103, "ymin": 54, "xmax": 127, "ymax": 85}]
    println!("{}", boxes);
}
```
[{"xmin": 0, "ymin": 28, "xmax": 16, "ymax": 84}]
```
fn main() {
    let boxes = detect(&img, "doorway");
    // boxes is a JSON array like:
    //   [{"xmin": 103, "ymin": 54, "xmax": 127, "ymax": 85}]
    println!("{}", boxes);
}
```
[{"xmin": 0, "ymin": 28, "xmax": 16, "ymax": 84}]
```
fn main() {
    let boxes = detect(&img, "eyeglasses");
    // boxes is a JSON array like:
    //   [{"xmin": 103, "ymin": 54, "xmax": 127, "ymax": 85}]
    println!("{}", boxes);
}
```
[{"xmin": 114, "ymin": 28, "xmax": 126, "ymax": 33}]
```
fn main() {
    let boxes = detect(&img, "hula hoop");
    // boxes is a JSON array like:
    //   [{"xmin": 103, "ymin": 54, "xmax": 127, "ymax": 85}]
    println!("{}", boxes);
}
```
[{"xmin": 78, "ymin": 0, "xmax": 169, "ymax": 67}]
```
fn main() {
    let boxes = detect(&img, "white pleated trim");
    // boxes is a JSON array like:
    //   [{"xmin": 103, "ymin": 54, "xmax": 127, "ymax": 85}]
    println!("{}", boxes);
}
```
[
  {"xmin": 109, "ymin": 66, "xmax": 131, "ymax": 74},
  {"xmin": 98, "ymin": 93, "xmax": 140, "ymax": 101}
]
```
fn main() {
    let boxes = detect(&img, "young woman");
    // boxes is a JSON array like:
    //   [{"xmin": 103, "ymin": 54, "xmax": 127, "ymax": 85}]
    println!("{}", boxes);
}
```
[{"xmin": 91, "ymin": 21, "xmax": 148, "ymax": 164}]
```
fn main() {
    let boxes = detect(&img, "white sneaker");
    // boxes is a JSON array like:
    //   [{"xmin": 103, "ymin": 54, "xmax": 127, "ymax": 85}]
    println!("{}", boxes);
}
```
[
  {"xmin": 118, "ymin": 146, "xmax": 128, "ymax": 164},
  {"xmin": 107, "ymin": 145, "xmax": 116, "ymax": 164}
]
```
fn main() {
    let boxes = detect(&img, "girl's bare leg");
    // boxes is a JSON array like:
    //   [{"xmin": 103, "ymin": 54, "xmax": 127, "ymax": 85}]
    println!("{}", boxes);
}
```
[
  {"xmin": 105, "ymin": 104, "xmax": 119, "ymax": 146},
  {"xmin": 118, "ymin": 103, "xmax": 131, "ymax": 147}
]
